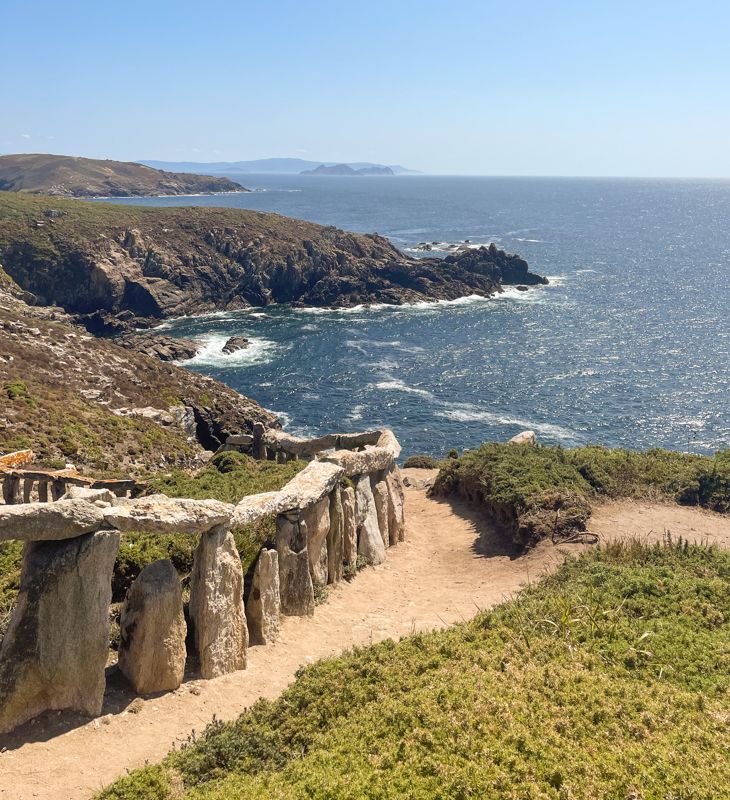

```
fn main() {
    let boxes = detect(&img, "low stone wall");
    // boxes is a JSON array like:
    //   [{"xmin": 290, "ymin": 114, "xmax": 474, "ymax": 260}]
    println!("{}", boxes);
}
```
[
  {"xmin": 0, "ymin": 428, "xmax": 405, "ymax": 735},
  {"xmin": 1, "ymin": 467, "xmax": 146, "ymax": 505}
]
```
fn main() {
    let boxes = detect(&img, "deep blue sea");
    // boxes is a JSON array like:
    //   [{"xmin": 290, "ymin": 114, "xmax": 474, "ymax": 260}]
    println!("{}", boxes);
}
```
[{"xmin": 105, "ymin": 175, "xmax": 730, "ymax": 457}]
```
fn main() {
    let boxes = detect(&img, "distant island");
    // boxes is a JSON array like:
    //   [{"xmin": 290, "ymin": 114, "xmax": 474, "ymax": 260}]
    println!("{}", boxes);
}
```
[
  {"xmin": 139, "ymin": 157, "xmax": 420, "ymax": 175},
  {"xmin": 300, "ymin": 163, "xmax": 395, "ymax": 176},
  {"xmin": 0, "ymin": 154, "xmax": 249, "ymax": 198}
]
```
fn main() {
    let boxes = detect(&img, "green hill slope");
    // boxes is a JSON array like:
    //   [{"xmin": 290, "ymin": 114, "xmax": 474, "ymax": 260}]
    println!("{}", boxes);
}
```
[{"xmin": 98, "ymin": 539, "xmax": 730, "ymax": 799}]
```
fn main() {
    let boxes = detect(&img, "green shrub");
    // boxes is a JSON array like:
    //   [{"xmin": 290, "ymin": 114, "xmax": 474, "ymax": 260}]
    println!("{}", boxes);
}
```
[
  {"xmin": 97, "ymin": 540, "xmax": 730, "ymax": 799},
  {"xmin": 433, "ymin": 443, "xmax": 730, "ymax": 547}
]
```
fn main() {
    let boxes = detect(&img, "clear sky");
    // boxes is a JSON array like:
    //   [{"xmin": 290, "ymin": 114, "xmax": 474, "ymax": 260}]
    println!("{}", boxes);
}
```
[{"xmin": 2, "ymin": 0, "xmax": 730, "ymax": 176}]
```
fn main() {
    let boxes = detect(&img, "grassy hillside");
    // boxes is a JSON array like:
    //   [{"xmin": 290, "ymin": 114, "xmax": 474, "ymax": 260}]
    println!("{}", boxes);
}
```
[
  {"xmin": 0, "ymin": 153, "xmax": 246, "ymax": 197},
  {"xmin": 433, "ymin": 444, "xmax": 730, "ymax": 546},
  {"xmin": 98, "ymin": 539, "xmax": 730, "ymax": 799}
]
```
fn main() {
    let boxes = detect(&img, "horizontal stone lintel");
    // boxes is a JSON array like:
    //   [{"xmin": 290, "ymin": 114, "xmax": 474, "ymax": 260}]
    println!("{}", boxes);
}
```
[{"xmin": 233, "ymin": 461, "xmax": 344, "ymax": 526}]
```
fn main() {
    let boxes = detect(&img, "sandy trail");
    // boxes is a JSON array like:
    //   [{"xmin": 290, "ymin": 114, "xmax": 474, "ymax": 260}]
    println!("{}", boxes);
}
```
[{"xmin": 2, "ymin": 472, "xmax": 729, "ymax": 799}]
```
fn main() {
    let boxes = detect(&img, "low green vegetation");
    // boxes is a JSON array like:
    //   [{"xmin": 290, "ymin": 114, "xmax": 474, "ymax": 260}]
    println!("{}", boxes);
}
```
[
  {"xmin": 433, "ymin": 443, "xmax": 730, "ymax": 546},
  {"xmin": 97, "ymin": 539, "xmax": 730, "ymax": 799}
]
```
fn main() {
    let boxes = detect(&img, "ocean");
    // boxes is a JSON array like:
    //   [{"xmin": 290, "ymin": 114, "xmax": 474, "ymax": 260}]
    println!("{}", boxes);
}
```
[{"xmin": 105, "ymin": 175, "xmax": 730, "ymax": 457}]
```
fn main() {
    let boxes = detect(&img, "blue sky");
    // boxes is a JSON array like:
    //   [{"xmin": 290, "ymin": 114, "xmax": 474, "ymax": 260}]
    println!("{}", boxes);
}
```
[{"xmin": 2, "ymin": 0, "xmax": 729, "ymax": 176}]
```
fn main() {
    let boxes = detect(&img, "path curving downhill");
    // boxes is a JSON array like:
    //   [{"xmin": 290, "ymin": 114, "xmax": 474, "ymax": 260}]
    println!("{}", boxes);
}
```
[{"xmin": 2, "ymin": 470, "xmax": 729, "ymax": 799}]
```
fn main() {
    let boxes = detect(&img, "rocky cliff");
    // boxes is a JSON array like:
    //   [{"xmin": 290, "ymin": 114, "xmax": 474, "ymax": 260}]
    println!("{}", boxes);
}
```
[
  {"xmin": 0, "ymin": 271, "xmax": 277, "ymax": 474},
  {"xmin": 0, "ymin": 193, "xmax": 547, "ymax": 330},
  {"xmin": 0, "ymin": 154, "xmax": 247, "ymax": 198}
]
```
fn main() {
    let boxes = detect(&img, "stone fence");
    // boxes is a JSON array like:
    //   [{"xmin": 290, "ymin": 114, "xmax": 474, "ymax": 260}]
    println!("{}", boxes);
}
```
[
  {"xmin": 1, "ymin": 466, "xmax": 146, "ymax": 505},
  {"xmin": 0, "ymin": 428, "xmax": 405, "ymax": 735}
]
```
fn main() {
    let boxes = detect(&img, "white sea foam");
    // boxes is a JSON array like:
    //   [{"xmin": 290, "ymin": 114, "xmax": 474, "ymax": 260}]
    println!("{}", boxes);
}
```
[
  {"xmin": 267, "ymin": 410, "xmax": 293, "ymax": 428},
  {"xmin": 178, "ymin": 333, "xmax": 279, "ymax": 367},
  {"xmin": 346, "ymin": 404, "xmax": 365, "ymax": 423},
  {"xmin": 435, "ymin": 404, "xmax": 579, "ymax": 442},
  {"xmin": 373, "ymin": 379, "xmax": 433, "ymax": 398}
]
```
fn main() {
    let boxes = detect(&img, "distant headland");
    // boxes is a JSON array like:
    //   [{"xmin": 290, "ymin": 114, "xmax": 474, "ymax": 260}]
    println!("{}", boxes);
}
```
[
  {"xmin": 139, "ymin": 157, "xmax": 420, "ymax": 175},
  {"xmin": 0, "ymin": 154, "xmax": 248, "ymax": 198}
]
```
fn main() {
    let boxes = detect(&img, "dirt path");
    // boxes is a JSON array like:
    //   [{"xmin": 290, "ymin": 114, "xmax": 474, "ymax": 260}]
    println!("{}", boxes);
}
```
[{"xmin": 2, "ymin": 474, "xmax": 729, "ymax": 799}]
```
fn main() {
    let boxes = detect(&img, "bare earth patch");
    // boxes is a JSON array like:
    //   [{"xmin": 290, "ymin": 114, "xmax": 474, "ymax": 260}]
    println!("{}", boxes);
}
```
[{"xmin": 1, "ymin": 469, "xmax": 729, "ymax": 799}]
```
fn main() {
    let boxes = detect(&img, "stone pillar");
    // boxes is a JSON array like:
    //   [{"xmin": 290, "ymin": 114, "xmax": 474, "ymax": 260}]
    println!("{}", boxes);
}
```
[
  {"xmin": 386, "ymin": 464, "xmax": 406, "ymax": 544},
  {"xmin": 51, "ymin": 479, "xmax": 66, "ymax": 501},
  {"xmin": 189, "ymin": 526, "xmax": 247, "ymax": 679},
  {"xmin": 276, "ymin": 512, "xmax": 314, "ymax": 616},
  {"xmin": 303, "ymin": 496, "xmax": 329, "ymax": 590},
  {"xmin": 118, "ymin": 559, "xmax": 187, "ymax": 694},
  {"xmin": 355, "ymin": 473, "xmax": 386, "ymax": 566},
  {"xmin": 341, "ymin": 485, "xmax": 357, "ymax": 572},
  {"xmin": 37, "ymin": 481, "xmax": 49, "ymax": 503},
  {"xmin": 2, "ymin": 476, "xmax": 21, "ymax": 505},
  {"xmin": 371, "ymin": 472, "xmax": 390, "ymax": 548},
  {"xmin": 252, "ymin": 422, "xmax": 266, "ymax": 460},
  {"xmin": 0, "ymin": 530, "xmax": 120, "ymax": 735},
  {"xmin": 246, "ymin": 549, "xmax": 281, "ymax": 645},
  {"xmin": 327, "ymin": 488, "xmax": 344, "ymax": 585},
  {"xmin": 22, "ymin": 478, "xmax": 34, "ymax": 504}
]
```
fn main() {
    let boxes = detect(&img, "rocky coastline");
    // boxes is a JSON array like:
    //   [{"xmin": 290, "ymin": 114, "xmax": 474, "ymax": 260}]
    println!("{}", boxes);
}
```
[{"xmin": 0, "ymin": 192, "xmax": 547, "ymax": 339}]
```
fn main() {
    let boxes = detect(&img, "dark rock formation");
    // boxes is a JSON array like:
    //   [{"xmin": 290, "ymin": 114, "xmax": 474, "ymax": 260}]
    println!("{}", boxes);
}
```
[
  {"xmin": 116, "ymin": 332, "xmax": 199, "ymax": 362},
  {"xmin": 0, "ymin": 194, "xmax": 547, "ymax": 321},
  {"xmin": 222, "ymin": 335, "xmax": 250, "ymax": 354}
]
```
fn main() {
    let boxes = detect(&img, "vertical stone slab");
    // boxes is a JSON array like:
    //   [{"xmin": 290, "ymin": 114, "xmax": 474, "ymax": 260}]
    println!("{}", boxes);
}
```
[
  {"xmin": 38, "ymin": 481, "xmax": 49, "ymax": 503},
  {"xmin": 303, "ymin": 496, "xmax": 329, "ymax": 589},
  {"xmin": 246, "ymin": 548, "xmax": 281, "ymax": 645},
  {"xmin": 355, "ymin": 473, "xmax": 386, "ymax": 566},
  {"xmin": 189, "ymin": 526, "xmax": 247, "ymax": 679},
  {"xmin": 252, "ymin": 422, "xmax": 266, "ymax": 460},
  {"xmin": 51, "ymin": 479, "xmax": 66, "ymax": 501},
  {"xmin": 341, "ymin": 485, "xmax": 357, "ymax": 573},
  {"xmin": 22, "ymin": 479, "xmax": 34, "ymax": 504},
  {"xmin": 118, "ymin": 559, "xmax": 186, "ymax": 694},
  {"xmin": 276, "ymin": 513, "xmax": 315, "ymax": 617},
  {"xmin": 327, "ymin": 488, "xmax": 344, "ymax": 585},
  {"xmin": 2, "ymin": 476, "xmax": 21, "ymax": 505},
  {"xmin": 371, "ymin": 473, "xmax": 390, "ymax": 548},
  {"xmin": 386, "ymin": 464, "xmax": 406, "ymax": 544},
  {"xmin": 0, "ymin": 530, "xmax": 120, "ymax": 734}
]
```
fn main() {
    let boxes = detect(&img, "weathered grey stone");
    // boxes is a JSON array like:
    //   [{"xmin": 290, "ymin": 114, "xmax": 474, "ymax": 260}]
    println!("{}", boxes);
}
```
[
  {"xmin": 62, "ymin": 485, "xmax": 116, "ymax": 506},
  {"xmin": 375, "ymin": 428, "xmax": 402, "ymax": 459},
  {"xmin": 323, "ymin": 447, "xmax": 394, "ymax": 477},
  {"xmin": 508, "ymin": 430, "xmax": 537, "ymax": 445},
  {"xmin": 189, "ymin": 526, "xmax": 247, "ymax": 679},
  {"xmin": 303, "ymin": 496, "xmax": 330, "ymax": 588},
  {"xmin": 0, "ymin": 499, "xmax": 104, "ymax": 542},
  {"xmin": 0, "ymin": 530, "xmax": 120, "ymax": 734},
  {"xmin": 355, "ymin": 474, "xmax": 386, "ymax": 566},
  {"xmin": 386, "ymin": 464, "xmax": 406, "ymax": 544},
  {"xmin": 22, "ymin": 478, "xmax": 34, "ymax": 504},
  {"xmin": 37, "ymin": 481, "xmax": 49, "ymax": 502},
  {"xmin": 104, "ymin": 495, "xmax": 233, "ymax": 535},
  {"xmin": 51, "ymin": 479, "xmax": 67, "ymax": 501},
  {"xmin": 276, "ymin": 514, "xmax": 314, "ymax": 616},
  {"xmin": 233, "ymin": 461, "xmax": 343, "ymax": 526},
  {"xmin": 118, "ymin": 559, "xmax": 186, "ymax": 694},
  {"xmin": 371, "ymin": 475, "xmax": 390, "ymax": 548},
  {"xmin": 341, "ymin": 485, "xmax": 357, "ymax": 571},
  {"xmin": 246, "ymin": 549, "xmax": 281, "ymax": 645},
  {"xmin": 2, "ymin": 475, "xmax": 21, "ymax": 505},
  {"xmin": 327, "ymin": 489, "xmax": 344, "ymax": 585}
]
